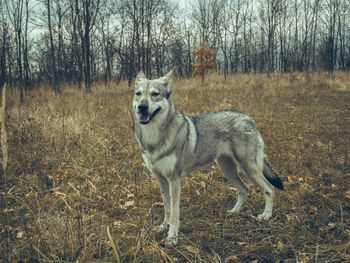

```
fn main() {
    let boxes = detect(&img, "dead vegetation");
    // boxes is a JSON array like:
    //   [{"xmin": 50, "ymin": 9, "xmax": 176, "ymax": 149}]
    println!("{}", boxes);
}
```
[{"xmin": 1, "ymin": 72, "xmax": 350, "ymax": 262}]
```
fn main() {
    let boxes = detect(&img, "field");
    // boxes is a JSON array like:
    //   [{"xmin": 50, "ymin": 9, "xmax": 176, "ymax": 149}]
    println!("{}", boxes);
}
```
[{"xmin": 1, "ymin": 72, "xmax": 350, "ymax": 262}]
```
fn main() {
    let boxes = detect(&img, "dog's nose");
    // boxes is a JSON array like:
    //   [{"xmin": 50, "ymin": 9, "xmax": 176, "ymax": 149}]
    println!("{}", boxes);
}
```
[{"xmin": 138, "ymin": 102, "xmax": 148, "ymax": 113}]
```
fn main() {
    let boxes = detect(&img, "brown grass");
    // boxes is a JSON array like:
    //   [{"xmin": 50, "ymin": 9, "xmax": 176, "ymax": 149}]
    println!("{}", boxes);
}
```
[{"xmin": 1, "ymin": 72, "xmax": 350, "ymax": 262}]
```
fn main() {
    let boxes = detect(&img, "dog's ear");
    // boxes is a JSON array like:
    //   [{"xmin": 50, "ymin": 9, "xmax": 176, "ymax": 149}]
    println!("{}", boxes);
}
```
[
  {"xmin": 136, "ymin": 70, "xmax": 147, "ymax": 82},
  {"xmin": 160, "ymin": 69, "xmax": 173, "ymax": 83},
  {"xmin": 159, "ymin": 69, "xmax": 174, "ymax": 96}
]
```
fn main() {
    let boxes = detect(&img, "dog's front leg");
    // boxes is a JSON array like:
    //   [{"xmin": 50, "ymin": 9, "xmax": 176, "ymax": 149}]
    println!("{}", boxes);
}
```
[
  {"xmin": 164, "ymin": 176, "xmax": 181, "ymax": 246},
  {"xmin": 155, "ymin": 174, "xmax": 170, "ymax": 232}
]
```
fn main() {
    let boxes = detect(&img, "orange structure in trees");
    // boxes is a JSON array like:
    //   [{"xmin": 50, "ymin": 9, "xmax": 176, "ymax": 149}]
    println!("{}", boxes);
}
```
[{"xmin": 192, "ymin": 42, "xmax": 217, "ymax": 77}]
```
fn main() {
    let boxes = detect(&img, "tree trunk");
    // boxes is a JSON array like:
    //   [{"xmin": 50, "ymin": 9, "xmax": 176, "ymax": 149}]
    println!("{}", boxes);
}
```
[
  {"xmin": 47, "ymin": 0, "xmax": 59, "ymax": 94},
  {"xmin": 84, "ymin": 0, "xmax": 92, "ymax": 92}
]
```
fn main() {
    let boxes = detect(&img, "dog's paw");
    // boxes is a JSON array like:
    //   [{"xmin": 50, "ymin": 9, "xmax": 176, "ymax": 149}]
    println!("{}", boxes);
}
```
[
  {"xmin": 226, "ymin": 196, "xmax": 246, "ymax": 215},
  {"xmin": 161, "ymin": 236, "xmax": 178, "ymax": 247},
  {"xmin": 226, "ymin": 207, "xmax": 241, "ymax": 215},
  {"xmin": 257, "ymin": 211, "xmax": 272, "ymax": 221},
  {"xmin": 161, "ymin": 225, "xmax": 179, "ymax": 247},
  {"xmin": 154, "ymin": 222, "xmax": 169, "ymax": 233}
]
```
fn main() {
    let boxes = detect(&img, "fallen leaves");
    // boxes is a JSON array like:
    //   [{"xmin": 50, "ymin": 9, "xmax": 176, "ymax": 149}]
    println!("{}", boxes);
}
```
[
  {"xmin": 346, "ymin": 189, "xmax": 350, "ymax": 199},
  {"xmin": 16, "ymin": 231, "xmax": 24, "ymax": 239},
  {"xmin": 225, "ymin": 255, "xmax": 239, "ymax": 262},
  {"xmin": 122, "ymin": 200, "xmax": 135, "ymax": 208}
]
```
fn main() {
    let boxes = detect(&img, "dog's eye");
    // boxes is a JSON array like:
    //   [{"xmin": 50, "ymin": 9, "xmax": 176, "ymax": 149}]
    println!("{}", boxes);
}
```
[
  {"xmin": 135, "ymin": 91, "xmax": 141, "ymax": 96},
  {"xmin": 151, "ymin": 91, "xmax": 160, "ymax": 97}
]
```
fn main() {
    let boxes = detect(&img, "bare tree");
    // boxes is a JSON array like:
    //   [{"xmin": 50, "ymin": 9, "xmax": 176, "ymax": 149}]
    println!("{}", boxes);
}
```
[
  {"xmin": 83, "ymin": 0, "xmax": 101, "ymax": 92},
  {"xmin": 46, "ymin": 0, "xmax": 60, "ymax": 93},
  {"xmin": 2, "ymin": 0, "xmax": 350, "ymax": 88},
  {"xmin": 6, "ymin": 0, "xmax": 25, "ymax": 102},
  {"xmin": 0, "ymin": 1, "xmax": 9, "ymax": 87}
]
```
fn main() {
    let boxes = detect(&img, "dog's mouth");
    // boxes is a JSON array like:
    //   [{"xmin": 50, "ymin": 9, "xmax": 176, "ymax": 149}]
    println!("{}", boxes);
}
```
[{"xmin": 139, "ymin": 107, "xmax": 161, "ymax": 125}]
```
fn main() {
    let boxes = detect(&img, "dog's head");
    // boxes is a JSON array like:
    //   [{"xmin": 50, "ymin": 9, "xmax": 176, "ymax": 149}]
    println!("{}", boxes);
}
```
[{"xmin": 133, "ymin": 70, "xmax": 173, "ymax": 125}]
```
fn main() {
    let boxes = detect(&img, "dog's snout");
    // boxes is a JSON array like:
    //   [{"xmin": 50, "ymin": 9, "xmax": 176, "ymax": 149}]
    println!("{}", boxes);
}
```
[{"xmin": 138, "ymin": 101, "xmax": 149, "ymax": 113}]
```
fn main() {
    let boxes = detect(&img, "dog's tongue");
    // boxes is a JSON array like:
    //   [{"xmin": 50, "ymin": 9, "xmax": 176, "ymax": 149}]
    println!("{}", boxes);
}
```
[{"xmin": 140, "ymin": 114, "xmax": 150, "ymax": 124}]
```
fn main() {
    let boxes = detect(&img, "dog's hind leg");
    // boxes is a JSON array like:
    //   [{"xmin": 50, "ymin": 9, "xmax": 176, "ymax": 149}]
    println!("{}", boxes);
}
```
[
  {"xmin": 155, "ymin": 174, "xmax": 170, "ymax": 232},
  {"xmin": 249, "ymin": 170, "xmax": 275, "ymax": 220},
  {"xmin": 217, "ymin": 155, "xmax": 249, "ymax": 215},
  {"xmin": 239, "ymin": 158, "xmax": 275, "ymax": 221}
]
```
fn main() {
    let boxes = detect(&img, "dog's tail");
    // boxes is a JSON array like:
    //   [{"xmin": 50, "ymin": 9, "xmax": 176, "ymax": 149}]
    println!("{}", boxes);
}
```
[{"xmin": 263, "ymin": 159, "xmax": 284, "ymax": 190}]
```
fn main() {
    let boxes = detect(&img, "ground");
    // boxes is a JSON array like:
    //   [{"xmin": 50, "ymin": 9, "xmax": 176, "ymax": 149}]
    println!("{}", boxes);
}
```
[{"xmin": 0, "ymin": 72, "xmax": 349, "ymax": 262}]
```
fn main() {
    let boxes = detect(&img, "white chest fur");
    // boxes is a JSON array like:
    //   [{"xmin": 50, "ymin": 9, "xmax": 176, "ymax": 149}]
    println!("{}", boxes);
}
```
[
  {"xmin": 139, "ymin": 124, "xmax": 160, "ymax": 146},
  {"xmin": 142, "ymin": 152, "xmax": 177, "ymax": 176}
]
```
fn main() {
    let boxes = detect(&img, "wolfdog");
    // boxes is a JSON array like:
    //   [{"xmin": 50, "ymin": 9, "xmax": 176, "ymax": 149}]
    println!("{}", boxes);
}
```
[{"xmin": 132, "ymin": 70, "xmax": 283, "ymax": 246}]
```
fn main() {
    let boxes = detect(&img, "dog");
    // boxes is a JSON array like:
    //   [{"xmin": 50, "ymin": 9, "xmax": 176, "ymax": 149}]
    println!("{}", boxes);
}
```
[{"xmin": 131, "ymin": 70, "xmax": 283, "ymax": 246}]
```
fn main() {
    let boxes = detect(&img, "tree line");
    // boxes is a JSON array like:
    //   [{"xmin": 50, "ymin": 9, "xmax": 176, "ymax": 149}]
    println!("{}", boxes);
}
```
[{"xmin": 1, "ymin": 0, "xmax": 350, "ymax": 96}]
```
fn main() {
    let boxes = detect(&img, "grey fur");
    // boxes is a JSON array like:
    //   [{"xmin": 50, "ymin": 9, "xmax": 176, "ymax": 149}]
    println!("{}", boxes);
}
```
[{"xmin": 132, "ymin": 70, "xmax": 283, "ymax": 246}]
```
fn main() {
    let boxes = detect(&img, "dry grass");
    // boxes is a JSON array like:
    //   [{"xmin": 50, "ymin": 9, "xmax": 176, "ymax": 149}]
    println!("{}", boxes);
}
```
[{"xmin": 1, "ymin": 72, "xmax": 350, "ymax": 262}]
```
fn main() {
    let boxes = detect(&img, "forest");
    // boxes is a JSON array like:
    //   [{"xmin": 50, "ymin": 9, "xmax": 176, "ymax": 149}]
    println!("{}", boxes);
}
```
[{"xmin": 1, "ymin": 0, "xmax": 350, "ymax": 95}]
